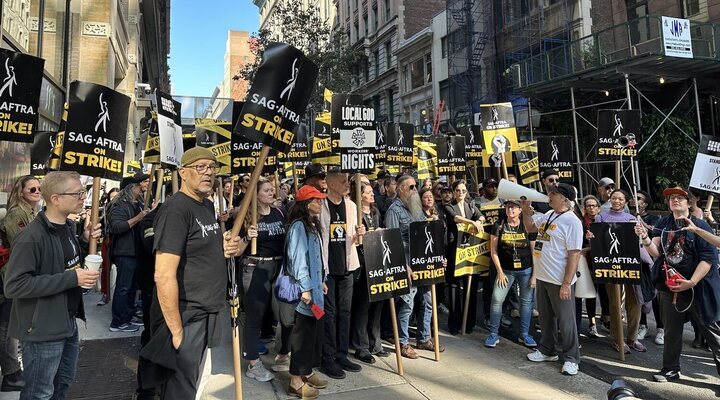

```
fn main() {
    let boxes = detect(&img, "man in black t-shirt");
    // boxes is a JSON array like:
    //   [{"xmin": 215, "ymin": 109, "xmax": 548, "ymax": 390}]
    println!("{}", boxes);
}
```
[{"xmin": 141, "ymin": 147, "xmax": 226, "ymax": 399}]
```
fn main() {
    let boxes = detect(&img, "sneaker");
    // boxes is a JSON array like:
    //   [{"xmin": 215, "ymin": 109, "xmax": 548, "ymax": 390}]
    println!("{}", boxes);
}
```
[
  {"xmin": 319, "ymin": 359, "xmax": 345, "ymax": 379},
  {"xmin": 637, "ymin": 324, "xmax": 648, "ymax": 340},
  {"xmin": 586, "ymin": 324, "xmax": 599, "ymax": 338},
  {"xmin": 519, "ymin": 335, "xmax": 537, "ymax": 348},
  {"xmin": 653, "ymin": 368, "xmax": 680, "ymax": 382},
  {"xmin": 527, "ymin": 350, "xmax": 558, "ymax": 362},
  {"xmin": 613, "ymin": 341, "xmax": 630, "ymax": 354},
  {"xmin": 532, "ymin": 308, "xmax": 539, "ymax": 318},
  {"xmin": 484, "ymin": 334, "xmax": 499, "ymax": 348},
  {"xmin": 288, "ymin": 382, "xmax": 319, "ymax": 399},
  {"xmin": 628, "ymin": 340, "xmax": 647, "ymax": 352},
  {"xmin": 692, "ymin": 336, "xmax": 705, "ymax": 349},
  {"xmin": 400, "ymin": 344, "xmax": 418, "ymax": 359},
  {"xmin": 130, "ymin": 316, "xmax": 144, "ymax": 326},
  {"xmin": 258, "ymin": 341, "xmax": 269, "ymax": 355},
  {"xmin": 260, "ymin": 335, "xmax": 275, "ymax": 344},
  {"xmin": 561, "ymin": 361, "xmax": 579, "ymax": 376},
  {"xmin": 246, "ymin": 361, "xmax": 274, "ymax": 382},
  {"xmin": 655, "ymin": 328, "xmax": 665, "ymax": 345},
  {"xmin": 599, "ymin": 319, "xmax": 611, "ymax": 333},
  {"xmin": 336, "ymin": 356, "xmax": 362, "ymax": 372},
  {"xmin": 302, "ymin": 373, "xmax": 328, "ymax": 389},
  {"xmin": 96, "ymin": 295, "xmax": 109, "ymax": 306},
  {"xmin": 438, "ymin": 303, "xmax": 450, "ymax": 315},
  {"xmin": 510, "ymin": 309, "xmax": 520, "ymax": 318},
  {"xmin": 501, "ymin": 315, "xmax": 512, "ymax": 328},
  {"xmin": 109, "ymin": 323, "xmax": 139, "ymax": 333},
  {"xmin": 134, "ymin": 310, "xmax": 144, "ymax": 318},
  {"xmin": 271, "ymin": 354, "xmax": 290, "ymax": 372},
  {"xmin": 354, "ymin": 351, "xmax": 376, "ymax": 364},
  {"xmin": 416, "ymin": 339, "xmax": 445, "ymax": 352}
]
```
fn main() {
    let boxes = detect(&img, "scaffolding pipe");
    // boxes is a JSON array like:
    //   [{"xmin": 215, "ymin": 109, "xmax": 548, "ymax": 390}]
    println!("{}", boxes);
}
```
[
  {"xmin": 528, "ymin": 99, "xmax": 534, "ymax": 141},
  {"xmin": 570, "ymin": 87, "xmax": 584, "ymax": 197},
  {"xmin": 693, "ymin": 78, "xmax": 703, "ymax": 138}
]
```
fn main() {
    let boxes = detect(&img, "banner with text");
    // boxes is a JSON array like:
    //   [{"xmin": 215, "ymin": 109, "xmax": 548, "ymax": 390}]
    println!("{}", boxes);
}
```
[
  {"xmin": 480, "ymin": 102, "xmax": 519, "ymax": 155},
  {"xmin": 195, "ymin": 118, "xmax": 232, "ymax": 175},
  {"xmin": 454, "ymin": 223, "xmax": 490, "ymax": 277},
  {"xmin": 311, "ymin": 112, "xmax": 339, "ymax": 165},
  {"xmin": 690, "ymin": 135, "xmax": 720, "ymax": 194},
  {"xmin": 590, "ymin": 222, "xmax": 641, "ymax": 284},
  {"xmin": 514, "ymin": 141, "xmax": 539, "ymax": 184},
  {"xmin": 385, "ymin": 123, "xmax": 413, "ymax": 166},
  {"xmin": 0, "ymin": 49, "xmax": 45, "ymax": 143},
  {"xmin": 414, "ymin": 135, "xmax": 439, "ymax": 180},
  {"xmin": 596, "ymin": 109, "xmax": 641, "ymax": 160},
  {"xmin": 364, "ymin": 229, "xmax": 411, "ymax": 302},
  {"xmin": 537, "ymin": 136, "xmax": 574, "ymax": 181},
  {"xmin": 332, "ymin": 102, "xmax": 376, "ymax": 174},
  {"xmin": 409, "ymin": 220, "xmax": 446, "ymax": 286},
  {"xmin": 156, "ymin": 90, "xmax": 183, "ymax": 166},
  {"xmin": 462, "ymin": 125, "xmax": 483, "ymax": 160},
  {"xmin": 436, "ymin": 135, "xmax": 466, "ymax": 176}
]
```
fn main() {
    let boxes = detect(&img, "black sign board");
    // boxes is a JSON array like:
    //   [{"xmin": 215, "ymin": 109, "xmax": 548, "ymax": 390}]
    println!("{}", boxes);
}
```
[
  {"xmin": 31, "ymin": 130, "xmax": 55, "ymax": 178},
  {"xmin": 375, "ymin": 122, "xmax": 386, "ymax": 165},
  {"xmin": 385, "ymin": 123, "xmax": 413, "ymax": 166},
  {"xmin": 195, "ymin": 118, "xmax": 232, "ymax": 175},
  {"xmin": 409, "ymin": 220, "xmax": 446, "ymax": 286},
  {"xmin": 234, "ymin": 43, "xmax": 318, "ymax": 154},
  {"xmin": 0, "ymin": 49, "xmax": 45, "ymax": 143},
  {"xmin": 590, "ymin": 222, "xmax": 641, "ymax": 284},
  {"xmin": 61, "ymin": 81, "xmax": 130, "ymax": 181},
  {"xmin": 462, "ymin": 125, "xmax": 483, "ymax": 160},
  {"xmin": 364, "ymin": 229, "xmax": 411, "ymax": 302},
  {"xmin": 596, "ymin": 110, "xmax": 641, "ymax": 160},
  {"xmin": 332, "ymin": 101, "xmax": 376, "ymax": 173},
  {"xmin": 436, "ymin": 135, "xmax": 466, "ymax": 176},
  {"xmin": 537, "ymin": 136, "xmax": 574, "ymax": 181}
]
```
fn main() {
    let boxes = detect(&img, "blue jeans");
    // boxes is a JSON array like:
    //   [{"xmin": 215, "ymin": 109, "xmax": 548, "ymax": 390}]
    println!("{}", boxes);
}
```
[
  {"xmin": 20, "ymin": 319, "xmax": 79, "ymax": 400},
  {"xmin": 488, "ymin": 269, "xmax": 534, "ymax": 336},
  {"xmin": 111, "ymin": 256, "xmax": 138, "ymax": 327},
  {"xmin": 397, "ymin": 286, "xmax": 431, "ymax": 344}
]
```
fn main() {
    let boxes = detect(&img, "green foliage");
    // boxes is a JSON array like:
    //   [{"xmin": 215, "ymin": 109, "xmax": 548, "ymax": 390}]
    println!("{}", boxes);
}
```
[{"xmin": 240, "ymin": 2, "xmax": 362, "ymax": 113}]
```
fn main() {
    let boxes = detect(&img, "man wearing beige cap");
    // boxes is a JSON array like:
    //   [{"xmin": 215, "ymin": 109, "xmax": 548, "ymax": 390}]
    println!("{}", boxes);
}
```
[{"xmin": 140, "ymin": 147, "xmax": 226, "ymax": 399}]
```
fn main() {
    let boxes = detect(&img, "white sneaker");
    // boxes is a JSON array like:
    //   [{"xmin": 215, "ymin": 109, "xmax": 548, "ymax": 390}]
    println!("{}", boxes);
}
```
[
  {"xmin": 561, "ymin": 361, "xmax": 579, "ymax": 376},
  {"xmin": 246, "ymin": 360, "xmax": 274, "ymax": 382},
  {"xmin": 527, "ymin": 349, "xmax": 559, "ymax": 362},
  {"xmin": 637, "ymin": 324, "xmax": 648, "ymax": 340},
  {"xmin": 655, "ymin": 328, "xmax": 665, "ymax": 345},
  {"xmin": 271, "ymin": 354, "xmax": 290, "ymax": 372},
  {"xmin": 532, "ymin": 308, "xmax": 539, "ymax": 318}
]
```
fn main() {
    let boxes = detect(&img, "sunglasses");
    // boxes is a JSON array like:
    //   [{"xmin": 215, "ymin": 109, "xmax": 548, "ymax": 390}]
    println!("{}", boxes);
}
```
[
  {"xmin": 28, "ymin": 187, "xmax": 41, "ymax": 194},
  {"xmin": 407, "ymin": 184, "xmax": 417, "ymax": 190},
  {"xmin": 546, "ymin": 178, "xmax": 558, "ymax": 183}
]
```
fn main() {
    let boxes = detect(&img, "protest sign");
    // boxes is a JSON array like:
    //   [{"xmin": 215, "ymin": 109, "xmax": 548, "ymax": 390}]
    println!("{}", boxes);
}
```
[
  {"xmin": 143, "ymin": 112, "xmax": 160, "ymax": 164},
  {"xmin": 415, "ymin": 135, "xmax": 439, "ymax": 180},
  {"xmin": 124, "ymin": 161, "xmax": 143, "ymax": 177},
  {"xmin": 60, "ymin": 81, "xmax": 129, "ymax": 182},
  {"xmin": 31, "ymin": 130, "xmax": 55, "ymax": 178},
  {"xmin": 479, "ymin": 204, "xmax": 504, "ymax": 228},
  {"xmin": 590, "ymin": 222, "xmax": 641, "ymax": 284},
  {"xmin": 454, "ymin": 223, "xmax": 490, "ymax": 277},
  {"xmin": 596, "ymin": 110, "xmax": 641, "ymax": 160},
  {"xmin": 514, "ymin": 141, "xmax": 539, "ymax": 184},
  {"xmin": 462, "ymin": 125, "xmax": 483, "ymax": 160},
  {"xmin": 537, "ymin": 136, "xmax": 574, "ymax": 181},
  {"xmin": 311, "ymin": 112, "xmax": 339, "ymax": 165},
  {"xmin": 47, "ymin": 104, "xmax": 68, "ymax": 171},
  {"xmin": 196, "ymin": 118, "xmax": 232, "ymax": 175},
  {"xmin": 409, "ymin": 221, "xmax": 446, "ymax": 286},
  {"xmin": 332, "ymin": 102, "xmax": 376, "ymax": 173},
  {"xmin": 364, "ymin": 229, "xmax": 411, "ymax": 302},
  {"xmin": 481, "ymin": 148, "xmax": 512, "ymax": 168},
  {"xmin": 156, "ymin": 90, "xmax": 183, "ymax": 166},
  {"xmin": 0, "ymin": 49, "xmax": 45, "ymax": 143},
  {"xmin": 385, "ymin": 123, "xmax": 413, "ymax": 166},
  {"xmin": 436, "ymin": 135, "xmax": 466, "ymax": 176},
  {"xmin": 480, "ymin": 102, "xmax": 519, "ymax": 154},
  {"xmin": 690, "ymin": 136, "xmax": 720, "ymax": 194},
  {"xmin": 375, "ymin": 122, "xmax": 386, "ymax": 165},
  {"xmin": 283, "ymin": 122, "xmax": 309, "ymax": 161}
]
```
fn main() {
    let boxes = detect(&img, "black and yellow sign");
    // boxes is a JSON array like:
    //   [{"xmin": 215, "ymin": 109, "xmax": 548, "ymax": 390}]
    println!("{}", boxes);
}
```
[
  {"xmin": 409, "ymin": 220, "xmax": 446, "ymax": 286},
  {"xmin": 124, "ymin": 161, "xmax": 143, "ymax": 177},
  {"xmin": 143, "ymin": 112, "xmax": 160, "ymax": 164},
  {"xmin": 385, "ymin": 123, "xmax": 414, "ymax": 166},
  {"xmin": 0, "ymin": 49, "xmax": 45, "ymax": 143},
  {"xmin": 233, "ymin": 42, "xmax": 318, "ymax": 154},
  {"xmin": 454, "ymin": 222, "xmax": 490, "ymax": 277},
  {"xmin": 481, "ymin": 148, "xmax": 512, "ymax": 168},
  {"xmin": 364, "ymin": 229, "xmax": 411, "ymax": 302},
  {"xmin": 480, "ymin": 102, "xmax": 519, "ymax": 155},
  {"xmin": 590, "ymin": 222, "xmax": 641, "ymax": 284},
  {"xmin": 462, "ymin": 125, "xmax": 483, "ymax": 160},
  {"xmin": 436, "ymin": 135, "xmax": 466, "ymax": 176},
  {"xmin": 537, "ymin": 136, "xmax": 573, "ymax": 181},
  {"xmin": 311, "ymin": 112, "xmax": 339, "ymax": 165},
  {"xmin": 480, "ymin": 204, "xmax": 504, "ymax": 228},
  {"xmin": 596, "ymin": 109, "xmax": 641, "ymax": 160},
  {"xmin": 196, "ymin": 118, "xmax": 232, "ymax": 175},
  {"xmin": 61, "ymin": 81, "xmax": 130, "ymax": 181},
  {"xmin": 283, "ymin": 122, "xmax": 309, "ymax": 162},
  {"xmin": 31, "ymin": 130, "xmax": 55, "ymax": 178},
  {"xmin": 514, "ymin": 141, "xmax": 539, "ymax": 184},
  {"xmin": 414, "ymin": 135, "xmax": 439, "ymax": 180}
]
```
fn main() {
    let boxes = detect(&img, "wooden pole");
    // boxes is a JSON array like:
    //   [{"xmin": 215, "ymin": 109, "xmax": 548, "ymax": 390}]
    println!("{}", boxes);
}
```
[
  {"xmin": 230, "ymin": 303, "xmax": 243, "ymax": 400},
  {"xmin": 250, "ymin": 191, "xmax": 258, "ymax": 255},
  {"xmin": 217, "ymin": 178, "xmax": 226, "ymax": 235},
  {"xmin": 615, "ymin": 160, "xmax": 621, "ymax": 190},
  {"xmin": 144, "ymin": 164, "xmax": 156, "ymax": 209},
  {"xmin": 88, "ymin": 177, "xmax": 101, "ymax": 255},
  {"xmin": 154, "ymin": 168, "xmax": 163, "ymax": 204},
  {"xmin": 171, "ymin": 170, "xmax": 179, "ymax": 194},
  {"xmin": 388, "ymin": 299, "xmax": 404, "ymax": 376},
  {"xmin": 231, "ymin": 146, "xmax": 270, "ymax": 237},
  {"xmin": 229, "ymin": 178, "xmax": 235, "ymax": 210},
  {"xmin": 611, "ymin": 283, "xmax": 625, "ymax": 361},
  {"xmin": 501, "ymin": 152, "xmax": 509, "ymax": 180},
  {"xmin": 355, "ymin": 172, "xmax": 363, "ymax": 245},
  {"xmin": 706, "ymin": 195, "xmax": 715, "ymax": 211},
  {"xmin": 431, "ymin": 284, "xmax": 440, "ymax": 362},
  {"xmin": 460, "ymin": 275, "xmax": 473, "ymax": 335}
]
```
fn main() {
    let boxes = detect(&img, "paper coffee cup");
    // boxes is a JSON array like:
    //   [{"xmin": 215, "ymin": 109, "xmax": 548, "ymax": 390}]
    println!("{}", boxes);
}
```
[{"xmin": 82, "ymin": 254, "xmax": 103, "ymax": 289}]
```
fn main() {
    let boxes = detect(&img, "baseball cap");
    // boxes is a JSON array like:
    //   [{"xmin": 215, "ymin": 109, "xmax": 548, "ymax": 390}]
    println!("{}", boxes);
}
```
[
  {"xmin": 377, "ymin": 171, "xmax": 391, "ymax": 180},
  {"xmin": 132, "ymin": 172, "xmax": 150, "ymax": 184},
  {"xmin": 598, "ymin": 177, "xmax": 615, "ymax": 188},
  {"xmin": 482, "ymin": 178, "xmax": 498, "ymax": 188},
  {"xmin": 548, "ymin": 183, "xmax": 576, "ymax": 200},
  {"xmin": 304, "ymin": 163, "xmax": 326, "ymax": 181},
  {"xmin": 440, "ymin": 186, "xmax": 452, "ymax": 193},
  {"xmin": 542, "ymin": 169, "xmax": 559, "ymax": 179},
  {"xmin": 295, "ymin": 185, "xmax": 327, "ymax": 201},
  {"xmin": 181, "ymin": 147, "xmax": 216, "ymax": 166},
  {"xmin": 504, "ymin": 199, "xmax": 521, "ymax": 206},
  {"xmin": 662, "ymin": 186, "xmax": 689, "ymax": 199}
]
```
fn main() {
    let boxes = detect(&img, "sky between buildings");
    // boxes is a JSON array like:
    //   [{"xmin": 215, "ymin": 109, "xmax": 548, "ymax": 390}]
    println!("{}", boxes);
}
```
[{"xmin": 169, "ymin": 0, "xmax": 258, "ymax": 97}]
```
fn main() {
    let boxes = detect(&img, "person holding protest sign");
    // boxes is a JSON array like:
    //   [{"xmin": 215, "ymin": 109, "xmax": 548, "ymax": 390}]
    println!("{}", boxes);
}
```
[
  {"xmin": 579, "ymin": 195, "xmax": 603, "ymax": 339},
  {"xmin": 284, "ymin": 185, "xmax": 328, "ymax": 399},
  {"xmin": 521, "ymin": 183, "xmax": 583, "ymax": 376},
  {"xmin": 140, "ymin": 148, "xmax": 226, "ymax": 399},
  {"xmin": 4, "ymin": 171, "xmax": 102, "ymax": 399},
  {"xmin": 319, "ymin": 170, "xmax": 365, "ymax": 379},
  {"xmin": 444, "ymin": 179, "xmax": 485, "ymax": 335},
  {"xmin": 108, "ymin": 172, "xmax": 150, "ymax": 333},
  {"xmin": 386, "ymin": 175, "xmax": 445, "ymax": 357},
  {"xmin": 485, "ymin": 199, "xmax": 537, "ymax": 349},
  {"xmin": 634, "ymin": 186, "xmax": 720, "ymax": 383}
]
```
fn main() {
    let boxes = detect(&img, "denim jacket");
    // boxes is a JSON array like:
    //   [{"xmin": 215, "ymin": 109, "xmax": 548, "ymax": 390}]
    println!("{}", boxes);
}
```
[{"xmin": 286, "ymin": 220, "xmax": 325, "ymax": 317}]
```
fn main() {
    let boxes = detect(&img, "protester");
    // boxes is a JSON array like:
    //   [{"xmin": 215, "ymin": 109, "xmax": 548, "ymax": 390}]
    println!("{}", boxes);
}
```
[
  {"xmin": 596, "ymin": 177, "xmax": 627, "ymax": 213},
  {"xmin": 521, "ymin": 183, "xmax": 582, "ymax": 376},
  {"xmin": 634, "ymin": 186, "xmax": 720, "ymax": 383},
  {"xmin": 386, "ymin": 175, "xmax": 444, "ymax": 358},
  {"xmin": 532, "ymin": 169, "xmax": 559, "ymax": 213},
  {"xmin": 284, "ymin": 185, "xmax": 328, "ymax": 399},
  {"xmin": 350, "ymin": 181, "xmax": 387, "ymax": 363},
  {"xmin": 439, "ymin": 186, "xmax": 453, "ymax": 205},
  {"xmin": 140, "ymin": 148, "xmax": 227, "ymax": 399},
  {"xmin": 420, "ymin": 187, "xmax": 449, "ymax": 315},
  {"xmin": 477, "ymin": 178, "xmax": 502, "ymax": 207},
  {"xmin": 507, "ymin": 174, "xmax": 518, "ymax": 183},
  {"xmin": 377, "ymin": 176, "xmax": 397, "ymax": 220},
  {"xmin": 108, "ymin": 172, "xmax": 150, "ymax": 333},
  {"xmin": 4, "ymin": 171, "xmax": 101, "ymax": 399},
  {"xmin": 304, "ymin": 163, "xmax": 328, "ymax": 193},
  {"xmin": 444, "ymin": 179, "xmax": 485, "ymax": 335},
  {"xmin": 631, "ymin": 190, "xmax": 662, "ymax": 342},
  {"xmin": 579, "ymin": 195, "xmax": 603, "ymax": 338},
  {"xmin": 486, "ymin": 199, "xmax": 536, "ymax": 348},
  {"xmin": 319, "ymin": 170, "xmax": 364, "ymax": 379},
  {"xmin": 98, "ymin": 186, "xmax": 119, "ymax": 306}
]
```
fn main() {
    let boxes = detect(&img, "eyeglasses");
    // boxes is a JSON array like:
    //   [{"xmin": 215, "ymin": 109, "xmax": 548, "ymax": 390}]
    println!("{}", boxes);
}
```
[
  {"xmin": 184, "ymin": 164, "xmax": 217, "ymax": 174},
  {"xmin": 28, "ymin": 187, "xmax": 41, "ymax": 194},
  {"xmin": 57, "ymin": 191, "xmax": 87, "ymax": 199},
  {"xmin": 603, "ymin": 185, "xmax": 615, "ymax": 190},
  {"xmin": 242, "ymin": 177, "xmax": 250, "ymax": 182},
  {"xmin": 668, "ymin": 195, "xmax": 687, "ymax": 202}
]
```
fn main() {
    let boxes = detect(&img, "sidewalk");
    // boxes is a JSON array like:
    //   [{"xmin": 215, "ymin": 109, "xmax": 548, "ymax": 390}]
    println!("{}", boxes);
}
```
[{"xmin": 201, "ymin": 312, "xmax": 609, "ymax": 400}]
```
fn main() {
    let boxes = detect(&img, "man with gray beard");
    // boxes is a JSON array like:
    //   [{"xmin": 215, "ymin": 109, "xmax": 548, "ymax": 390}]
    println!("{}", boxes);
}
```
[{"xmin": 385, "ymin": 175, "xmax": 444, "ymax": 357}]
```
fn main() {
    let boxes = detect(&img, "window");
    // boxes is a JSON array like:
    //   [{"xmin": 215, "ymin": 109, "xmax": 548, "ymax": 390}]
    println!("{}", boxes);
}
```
[
  {"xmin": 441, "ymin": 36, "xmax": 447, "ymax": 58},
  {"xmin": 387, "ymin": 89, "xmax": 394, "ymax": 120},
  {"xmin": 385, "ymin": 0, "xmax": 391, "ymax": 22},
  {"xmin": 363, "ymin": 14, "xmax": 368, "ymax": 37},
  {"xmin": 374, "ymin": 50, "xmax": 380, "ymax": 77},
  {"xmin": 385, "ymin": 41, "xmax": 392, "ymax": 69},
  {"xmin": 425, "ymin": 54, "xmax": 432, "ymax": 83},
  {"xmin": 372, "ymin": 5, "xmax": 378, "ymax": 32},
  {"xmin": 684, "ymin": 0, "xmax": 701, "ymax": 16},
  {"xmin": 402, "ymin": 65, "xmax": 410, "ymax": 92},
  {"xmin": 410, "ymin": 58, "xmax": 424, "ymax": 89},
  {"xmin": 364, "ymin": 58, "xmax": 370, "ymax": 82}
]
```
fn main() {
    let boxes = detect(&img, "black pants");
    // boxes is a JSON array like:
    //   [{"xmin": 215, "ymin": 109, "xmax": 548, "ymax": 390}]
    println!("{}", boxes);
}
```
[
  {"xmin": 241, "ymin": 258, "xmax": 279, "ymax": 360},
  {"xmin": 160, "ymin": 318, "xmax": 208, "ymax": 399},
  {"xmin": 598, "ymin": 283, "xmax": 610, "ymax": 317},
  {"xmin": 323, "ymin": 273, "xmax": 354, "ymax": 361},
  {"xmin": 639, "ymin": 296, "xmax": 664, "ymax": 329},
  {"xmin": 575, "ymin": 297, "xmax": 598, "ymax": 332},
  {"xmin": 447, "ymin": 275, "xmax": 479, "ymax": 334},
  {"xmin": 290, "ymin": 312, "xmax": 323, "ymax": 376}
]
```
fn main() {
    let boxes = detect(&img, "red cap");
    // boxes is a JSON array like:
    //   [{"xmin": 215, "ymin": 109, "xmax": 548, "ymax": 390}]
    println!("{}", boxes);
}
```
[
  {"xmin": 662, "ymin": 186, "xmax": 689, "ymax": 199},
  {"xmin": 295, "ymin": 185, "xmax": 327, "ymax": 202}
]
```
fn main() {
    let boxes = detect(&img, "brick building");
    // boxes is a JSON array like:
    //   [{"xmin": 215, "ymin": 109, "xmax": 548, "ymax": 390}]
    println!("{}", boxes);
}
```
[{"xmin": 221, "ymin": 30, "xmax": 254, "ymax": 101}]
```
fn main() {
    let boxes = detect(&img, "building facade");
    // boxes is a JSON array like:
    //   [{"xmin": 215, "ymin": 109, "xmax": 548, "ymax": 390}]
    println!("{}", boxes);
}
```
[
  {"xmin": 221, "ymin": 30, "xmax": 253, "ymax": 101},
  {"xmin": 255, "ymin": 0, "xmax": 336, "ymax": 39}
]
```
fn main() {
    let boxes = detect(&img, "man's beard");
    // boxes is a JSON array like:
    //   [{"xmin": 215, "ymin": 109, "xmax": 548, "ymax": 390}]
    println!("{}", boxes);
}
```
[{"xmin": 402, "ymin": 191, "xmax": 423, "ymax": 218}]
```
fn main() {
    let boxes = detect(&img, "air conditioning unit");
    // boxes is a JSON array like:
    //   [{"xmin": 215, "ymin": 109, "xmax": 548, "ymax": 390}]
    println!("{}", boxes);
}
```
[{"xmin": 135, "ymin": 83, "xmax": 152, "ymax": 109}]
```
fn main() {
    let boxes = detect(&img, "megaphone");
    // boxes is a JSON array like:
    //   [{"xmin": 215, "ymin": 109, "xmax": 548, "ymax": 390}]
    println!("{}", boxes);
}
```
[
  {"xmin": 497, "ymin": 179, "xmax": 549, "ymax": 203},
  {"xmin": 575, "ymin": 256, "xmax": 597, "ymax": 299}
]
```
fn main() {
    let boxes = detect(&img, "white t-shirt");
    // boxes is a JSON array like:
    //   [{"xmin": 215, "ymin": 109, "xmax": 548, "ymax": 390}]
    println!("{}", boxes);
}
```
[{"xmin": 531, "ymin": 210, "xmax": 584, "ymax": 285}]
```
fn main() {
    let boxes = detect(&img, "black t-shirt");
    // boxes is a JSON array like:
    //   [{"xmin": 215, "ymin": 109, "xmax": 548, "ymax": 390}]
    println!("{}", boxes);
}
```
[
  {"xmin": 654, "ymin": 217, "xmax": 695, "ymax": 291},
  {"xmin": 241, "ymin": 207, "xmax": 286, "ymax": 257},
  {"xmin": 327, "ymin": 198, "xmax": 348, "ymax": 275},
  {"xmin": 53, "ymin": 223, "xmax": 82, "ymax": 317},
  {"xmin": 490, "ymin": 220, "xmax": 532, "ymax": 271},
  {"xmin": 153, "ymin": 192, "xmax": 226, "ymax": 313}
]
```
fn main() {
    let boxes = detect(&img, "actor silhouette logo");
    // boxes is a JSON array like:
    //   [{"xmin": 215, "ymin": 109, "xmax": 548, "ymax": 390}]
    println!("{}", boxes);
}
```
[
  {"xmin": 195, "ymin": 218, "xmax": 219, "ymax": 238},
  {"xmin": 469, "ymin": 128, "xmax": 475, "ymax": 144},
  {"xmin": 551, "ymin": 140, "xmax": 559, "ymax": 161},
  {"xmin": 608, "ymin": 227, "xmax": 620, "ymax": 255},
  {"xmin": 381, "ymin": 234, "xmax": 392, "ymax": 267},
  {"xmin": 94, "ymin": 92, "xmax": 111, "ymax": 133},
  {"xmin": 397, "ymin": 125, "xmax": 405, "ymax": 146},
  {"xmin": 376, "ymin": 124, "xmax": 385, "ymax": 146},
  {"xmin": 612, "ymin": 113, "xmax": 623, "ymax": 137},
  {"xmin": 424, "ymin": 225, "xmax": 434, "ymax": 255},
  {"xmin": 447, "ymin": 140, "xmax": 455, "ymax": 158},
  {"xmin": 0, "ymin": 58, "xmax": 17, "ymax": 97},
  {"xmin": 279, "ymin": 58, "xmax": 299, "ymax": 101},
  {"xmin": 712, "ymin": 167, "xmax": 720, "ymax": 186},
  {"xmin": 351, "ymin": 127, "xmax": 365, "ymax": 148},
  {"xmin": 491, "ymin": 106, "xmax": 499, "ymax": 123}
]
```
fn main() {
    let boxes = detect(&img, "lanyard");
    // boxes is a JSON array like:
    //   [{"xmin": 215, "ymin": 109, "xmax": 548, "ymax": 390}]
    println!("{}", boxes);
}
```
[{"xmin": 542, "ymin": 211, "xmax": 566, "ymax": 234}]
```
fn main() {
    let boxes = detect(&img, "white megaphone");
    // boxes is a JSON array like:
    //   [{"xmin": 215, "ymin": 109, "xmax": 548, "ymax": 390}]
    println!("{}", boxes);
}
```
[
  {"xmin": 497, "ymin": 179, "xmax": 549, "ymax": 203},
  {"xmin": 575, "ymin": 256, "xmax": 597, "ymax": 299}
]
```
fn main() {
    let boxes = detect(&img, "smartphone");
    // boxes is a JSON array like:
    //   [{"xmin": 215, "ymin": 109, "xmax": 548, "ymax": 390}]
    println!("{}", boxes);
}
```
[{"xmin": 675, "ymin": 219, "xmax": 688, "ymax": 228}]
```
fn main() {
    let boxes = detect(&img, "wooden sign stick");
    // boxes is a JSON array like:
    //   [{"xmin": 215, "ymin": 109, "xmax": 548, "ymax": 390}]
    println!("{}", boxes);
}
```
[
  {"xmin": 388, "ymin": 299, "xmax": 404, "ymax": 376},
  {"xmin": 88, "ymin": 177, "xmax": 101, "ymax": 255},
  {"xmin": 154, "ymin": 168, "xmax": 163, "ymax": 204},
  {"xmin": 217, "ymin": 177, "xmax": 226, "ymax": 235},
  {"xmin": 460, "ymin": 275, "xmax": 473, "ymax": 335},
  {"xmin": 144, "ymin": 164, "xmax": 157, "ymax": 209},
  {"xmin": 250, "ymin": 191, "xmax": 258, "ymax": 255},
  {"xmin": 431, "ymin": 284, "xmax": 440, "ymax": 361},
  {"xmin": 356, "ymin": 172, "xmax": 363, "ymax": 245}
]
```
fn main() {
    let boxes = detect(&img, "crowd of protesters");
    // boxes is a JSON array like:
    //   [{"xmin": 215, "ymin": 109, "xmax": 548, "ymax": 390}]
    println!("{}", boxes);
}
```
[{"xmin": 1, "ymin": 152, "xmax": 720, "ymax": 399}]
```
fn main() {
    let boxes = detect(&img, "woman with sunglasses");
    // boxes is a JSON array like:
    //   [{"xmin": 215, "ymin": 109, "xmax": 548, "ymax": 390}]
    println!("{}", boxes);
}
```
[
  {"xmin": 578, "ymin": 195, "xmax": 604, "ymax": 339},
  {"xmin": 444, "ymin": 179, "xmax": 485, "ymax": 335}
]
